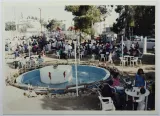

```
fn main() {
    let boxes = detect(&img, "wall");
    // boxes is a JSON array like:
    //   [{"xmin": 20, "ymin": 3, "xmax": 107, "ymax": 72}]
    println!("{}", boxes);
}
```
[
  {"xmin": 40, "ymin": 65, "xmax": 72, "ymax": 84},
  {"xmin": 123, "ymin": 40, "xmax": 155, "ymax": 49}
]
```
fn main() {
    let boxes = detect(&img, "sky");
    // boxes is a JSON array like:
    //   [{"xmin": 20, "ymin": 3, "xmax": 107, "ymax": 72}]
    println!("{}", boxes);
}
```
[{"xmin": 2, "ymin": 3, "xmax": 119, "ymax": 29}]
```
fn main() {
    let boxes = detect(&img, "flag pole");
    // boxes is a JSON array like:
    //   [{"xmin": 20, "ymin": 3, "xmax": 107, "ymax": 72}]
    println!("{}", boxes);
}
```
[
  {"xmin": 122, "ymin": 36, "xmax": 123, "ymax": 58},
  {"xmin": 75, "ymin": 42, "xmax": 78, "ymax": 96},
  {"xmin": 121, "ymin": 35, "xmax": 124, "ymax": 74}
]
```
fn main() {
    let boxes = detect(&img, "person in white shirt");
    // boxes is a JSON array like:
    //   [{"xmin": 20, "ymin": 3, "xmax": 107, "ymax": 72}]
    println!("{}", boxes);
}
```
[
  {"xmin": 37, "ymin": 55, "xmax": 44, "ymax": 64},
  {"xmin": 21, "ymin": 57, "xmax": 27, "ymax": 68},
  {"xmin": 134, "ymin": 88, "xmax": 146, "ymax": 110},
  {"xmin": 89, "ymin": 43, "xmax": 92, "ymax": 49},
  {"xmin": 47, "ymin": 42, "xmax": 51, "ymax": 51},
  {"xmin": 107, "ymin": 52, "xmax": 113, "ymax": 64},
  {"xmin": 131, "ymin": 42, "xmax": 135, "ymax": 49},
  {"xmin": 65, "ymin": 44, "xmax": 69, "ymax": 52},
  {"xmin": 91, "ymin": 44, "xmax": 96, "ymax": 50},
  {"xmin": 52, "ymin": 42, "xmax": 56, "ymax": 49}
]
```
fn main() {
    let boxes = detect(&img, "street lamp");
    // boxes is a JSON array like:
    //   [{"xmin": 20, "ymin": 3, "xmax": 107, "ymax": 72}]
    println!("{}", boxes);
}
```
[{"xmin": 39, "ymin": 8, "xmax": 42, "ymax": 35}]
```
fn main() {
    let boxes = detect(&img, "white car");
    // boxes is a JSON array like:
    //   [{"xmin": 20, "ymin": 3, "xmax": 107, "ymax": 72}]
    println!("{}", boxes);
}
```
[{"xmin": 147, "ymin": 38, "xmax": 155, "ymax": 42}]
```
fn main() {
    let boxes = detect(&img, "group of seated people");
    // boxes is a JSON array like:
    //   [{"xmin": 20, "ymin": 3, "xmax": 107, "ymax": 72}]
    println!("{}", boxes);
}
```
[
  {"xmin": 16, "ymin": 55, "xmax": 44, "ymax": 69},
  {"xmin": 99, "ymin": 68, "xmax": 151, "ymax": 110}
]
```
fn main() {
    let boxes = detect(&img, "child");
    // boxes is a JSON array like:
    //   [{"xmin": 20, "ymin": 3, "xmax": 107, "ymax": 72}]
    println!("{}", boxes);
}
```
[{"xmin": 134, "ymin": 88, "xmax": 146, "ymax": 110}]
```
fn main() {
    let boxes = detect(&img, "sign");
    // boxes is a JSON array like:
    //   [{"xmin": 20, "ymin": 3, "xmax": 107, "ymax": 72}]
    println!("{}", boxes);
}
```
[{"xmin": 130, "ymin": 20, "xmax": 135, "ymax": 27}]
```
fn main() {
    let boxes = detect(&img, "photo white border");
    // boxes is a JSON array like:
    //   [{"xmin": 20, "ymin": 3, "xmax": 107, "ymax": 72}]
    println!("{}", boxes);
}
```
[{"xmin": 0, "ymin": 0, "xmax": 159, "ymax": 115}]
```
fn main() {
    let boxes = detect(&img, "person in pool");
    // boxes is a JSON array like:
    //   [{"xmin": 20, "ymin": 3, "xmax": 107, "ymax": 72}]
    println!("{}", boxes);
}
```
[{"xmin": 135, "ymin": 68, "xmax": 146, "ymax": 88}]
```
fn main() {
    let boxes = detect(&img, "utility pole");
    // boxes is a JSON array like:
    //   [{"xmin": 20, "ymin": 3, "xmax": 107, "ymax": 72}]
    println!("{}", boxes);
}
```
[
  {"xmin": 91, "ymin": 6, "xmax": 94, "ymax": 39},
  {"xmin": 39, "ymin": 8, "xmax": 42, "ymax": 35}
]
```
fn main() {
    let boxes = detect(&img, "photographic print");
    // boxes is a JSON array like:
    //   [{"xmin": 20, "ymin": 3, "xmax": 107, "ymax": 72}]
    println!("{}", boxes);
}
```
[{"xmin": 2, "ymin": 1, "xmax": 156, "ymax": 115}]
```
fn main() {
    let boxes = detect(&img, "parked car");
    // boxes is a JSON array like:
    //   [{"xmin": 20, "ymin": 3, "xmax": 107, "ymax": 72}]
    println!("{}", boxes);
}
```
[{"xmin": 147, "ymin": 39, "xmax": 155, "ymax": 42}]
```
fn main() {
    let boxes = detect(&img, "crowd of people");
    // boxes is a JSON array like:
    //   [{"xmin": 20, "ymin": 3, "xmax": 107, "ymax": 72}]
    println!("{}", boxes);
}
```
[{"xmin": 5, "ymin": 31, "xmax": 155, "ymax": 111}]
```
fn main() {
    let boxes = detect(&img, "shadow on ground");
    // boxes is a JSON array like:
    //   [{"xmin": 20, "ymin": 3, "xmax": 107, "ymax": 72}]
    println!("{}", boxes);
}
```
[{"xmin": 40, "ymin": 94, "xmax": 100, "ymax": 110}]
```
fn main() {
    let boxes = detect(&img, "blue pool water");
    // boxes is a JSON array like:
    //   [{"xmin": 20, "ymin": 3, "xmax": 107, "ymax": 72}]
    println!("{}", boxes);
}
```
[{"xmin": 17, "ymin": 65, "xmax": 110, "ymax": 89}]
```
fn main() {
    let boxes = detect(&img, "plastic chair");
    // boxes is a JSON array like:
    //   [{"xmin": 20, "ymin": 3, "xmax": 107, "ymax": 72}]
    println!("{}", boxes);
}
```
[
  {"xmin": 138, "ymin": 54, "xmax": 143, "ymax": 65},
  {"xmin": 119, "ymin": 57, "xmax": 128, "ymax": 66},
  {"xmin": 97, "ymin": 91, "xmax": 115, "ymax": 111},
  {"xmin": 30, "ymin": 60, "xmax": 36, "ymax": 69},
  {"xmin": 71, "ymin": 51, "xmax": 75, "ymax": 57},
  {"xmin": 131, "ymin": 57, "xmax": 138, "ymax": 66},
  {"xmin": 100, "ymin": 54, "xmax": 106, "ymax": 61},
  {"xmin": 56, "ymin": 51, "xmax": 60, "ymax": 59},
  {"xmin": 80, "ymin": 51, "xmax": 84, "ymax": 59}
]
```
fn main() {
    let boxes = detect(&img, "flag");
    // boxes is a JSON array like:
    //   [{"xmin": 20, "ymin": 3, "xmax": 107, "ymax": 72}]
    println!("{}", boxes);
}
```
[
  {"xmin": 48, "ymin": 72, "xmax": 51, "ymax": 80},
  {"xmin": 63, "ymin": 71, "xmax": 66, "ymax": 79}
]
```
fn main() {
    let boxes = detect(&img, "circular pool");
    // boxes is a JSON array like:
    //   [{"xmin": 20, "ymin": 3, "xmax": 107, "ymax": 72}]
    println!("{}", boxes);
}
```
[{"xmin": 16, "ymin": 65, "xmax": 110, "ymax": 89}]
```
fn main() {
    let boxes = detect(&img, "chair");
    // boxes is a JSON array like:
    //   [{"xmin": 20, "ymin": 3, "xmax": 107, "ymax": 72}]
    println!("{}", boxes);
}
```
[
  {"xmin": 138, "ymin": 54, "xmax": 143, "ymax": 65},
  {"xmin": 25, "ymin": 62, "xmax": 31, "ymax": 70},
  {"xmin": 68, "ymin": 51, "xmax": 72, "ymax": 58},
  {"xmin": 80, "ymin": 51, "xmax": 84, "ymax": 59},
  {"xmin": 131, "ymin": 57, "xmax": 138, "ymax": 66},
  {"xmin": 30, "ymin": 61, "xmax": 36, "ymax": 69},
  {"xmin": 97, "ymin": 91, "xmax": 115, "ymax": 111},
  {"xmin": 71, "ymin": 51, "xmax": 75, "ymax": 58},
  {"xmin": 38, "ymin": 62, "xmax": 44, "ymax": 68},
  {"xmin": 119, "ymin": 57, "xmax": 128, "ymax": 66},
  {"xmin": 56, "ymin": 51, "xmax": 60, "ymax": 59},
  {"xmin": 100, "ymin": 54, "xmax": 105, "ymax": 61}
]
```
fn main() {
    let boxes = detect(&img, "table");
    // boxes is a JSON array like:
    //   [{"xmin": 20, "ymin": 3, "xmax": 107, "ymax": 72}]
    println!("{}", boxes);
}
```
[
  {"xmin": 125, "ymin": 87, "xmax": 150, "ymax": 110},
  {"xmin": 124, "ymin": 55, "xmax": 134, "ymax": 66}
]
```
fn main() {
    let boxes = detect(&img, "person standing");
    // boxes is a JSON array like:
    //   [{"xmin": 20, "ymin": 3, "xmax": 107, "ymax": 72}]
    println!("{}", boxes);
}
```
[{"xmin": 135, "ymin": 68, "xmax": 145, "ymax": 88}]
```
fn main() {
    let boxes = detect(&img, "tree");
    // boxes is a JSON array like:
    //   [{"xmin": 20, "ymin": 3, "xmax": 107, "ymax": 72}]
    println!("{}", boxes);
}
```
[
  {"xmin": 65, "ymin": 5, "xmax": 101, "ymax": 39},
  {"xmin": 19, "ymin": 26, "xmax": 27, "ymax": 33},
  {"xmin": 65, "ymin": 5, "xmax": 111, "ymax": 39},
  {"xmin": 111, "ymin": 6, "xmax": 132, "ymax": 37},
  {"xmin": 46, "ymin": 19, "xmax": 61, "ymax": 31},
  {"xmin": 111, "ymin": 5, "xmax": 155, "ymax": 38},
  {"xmin": 134, "ymin": 6, "xmax": 155, "ymax": 36},
  {"xmin": 5, "ymin": 21, "xmax": 16, "ymax": 31}
]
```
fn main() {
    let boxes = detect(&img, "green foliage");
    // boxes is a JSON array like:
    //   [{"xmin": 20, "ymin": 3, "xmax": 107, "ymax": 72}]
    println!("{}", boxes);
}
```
[
  {"xmin": 26, "ymin": 23, "xmax": 34, "ymax": 28},
  {"xmin": 5, "ymin": 21, "xmax": 16, "ymax": 31},
  {"xmin": 46, "ymin": 19, "xmax": 61, "ymax": 31},
  {"xmin": 65, "ymin": 5, "xmax": 102, "ymax": 37},
  {"xmin": 112, "ymin": 5, "xmax": 155, "ymax": 37},
  {"xmin": 19, "ymin": 26, "xmax": 27, "ymax": 33},
  {"xmin": 134, "ymin": 6, "xmax": 155, "ymax": 36}
]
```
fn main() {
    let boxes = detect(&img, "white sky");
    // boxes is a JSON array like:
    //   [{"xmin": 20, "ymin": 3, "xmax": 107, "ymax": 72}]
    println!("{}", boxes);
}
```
[{"xmin": 2, "ymin": 3, "xmax": 119, "ymax": 29}]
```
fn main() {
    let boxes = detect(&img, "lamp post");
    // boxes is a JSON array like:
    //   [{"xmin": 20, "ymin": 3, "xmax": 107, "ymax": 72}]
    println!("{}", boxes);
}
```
[
  {"xmin": 39, "ymin": 8, "xmax": 42, "ymax": 35},
  {"xmin": 74, "ymin": 41, "xmax": 78, "ymax": 97}
]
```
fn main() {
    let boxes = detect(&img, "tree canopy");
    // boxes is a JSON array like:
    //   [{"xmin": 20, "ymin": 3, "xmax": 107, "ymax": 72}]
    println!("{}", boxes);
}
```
[
  {"xmin": 111, "ymin": 5, "xmax": 155, "ymax": 38},
  {"xmin": 5, "ymin": 21, "xmax": 16, "ymax": 31},
  {"xmin": 65, "ymin": 5, "xmax": 111, "ymax": 38},
  {"xmin": 46, "ymin": 19, "xmax": 62, "ymax": 31}
]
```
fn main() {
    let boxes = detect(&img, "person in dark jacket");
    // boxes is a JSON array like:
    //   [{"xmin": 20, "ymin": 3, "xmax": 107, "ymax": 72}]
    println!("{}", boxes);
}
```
[{"xmin": 101, "ymin": 80, "xmax": 122, "ymax": 109}]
